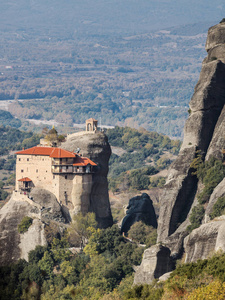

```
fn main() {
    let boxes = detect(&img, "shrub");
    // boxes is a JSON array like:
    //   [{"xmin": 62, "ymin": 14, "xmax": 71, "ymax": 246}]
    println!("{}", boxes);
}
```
[
  {"xmin": 18, "ymin": 216, "xmax": 33, "ymax": 234},
  {"xmin": 128, "ymin": 221, "xmax": 157, "ymax": 246},
  {"xmin": 210, "ymin": 196, "xmax": 225, "ymax": 219},
  {"xmin": 187, "ymin": 204, "xmax": 205, "ymax": 232},
  {"xmin": 220, "ymin": 18, "xmax": 225, "ymax": 23},
  {"xmin": 191, "ymin": 156, "xmax": 225, "ymax": 205}
]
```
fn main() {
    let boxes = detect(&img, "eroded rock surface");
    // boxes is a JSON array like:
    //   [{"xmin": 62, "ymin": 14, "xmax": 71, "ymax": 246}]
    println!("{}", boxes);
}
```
[
  {"xmin": 0, "ymin": 189, "xmax": 66, "ymax": 266},
  {"xmin": 157, "ymin": 22, "xmax": 225, "ymax": 246},
  {"xmin": 121, "ymin": 193, "xmax": 157, "ymax": 233},
  {"xmin": 184, "ymin": 218, "xmax": 225, "ymax": 263},
  {"xmin": 134, "ymin": 244, "xmax": 174, "ymax": 285},
  {"xmin": 135, "ymin": 21, "xmax": 225, "ymax": 285},
  {"xmin": 61, "ymin": 131, "xmax": 113, "ymax": 228}
]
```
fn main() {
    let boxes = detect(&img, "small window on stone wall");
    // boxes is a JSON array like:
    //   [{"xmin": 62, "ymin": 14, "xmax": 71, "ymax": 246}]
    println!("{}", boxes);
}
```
[
  {"xmin": 27, "ymin": 158, "xmax": 29, "ymax": 161},
  {"xmin": 21, "ymin": 169, "xmax": 24, "ymax": 173},
  {"xmin": 36, "ymin": 169, "xmax": 38, "ymax": 173},
  {"xmin": 19, "ymin": 158, "xmax": 21, "ymax": 161},
  {"xmin": 65, "ymin": 175, "xmax": 67, "ymax": 179}
]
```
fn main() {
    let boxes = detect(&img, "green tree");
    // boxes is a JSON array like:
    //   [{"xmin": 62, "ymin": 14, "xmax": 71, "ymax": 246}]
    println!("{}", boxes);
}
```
[
  {"xmin": 68, "ymin": 212, "xmax": 97, "ymax": 249},
  {"xmin": 128, "ymin": 221, "xmax": 157, "ymax": 246}
]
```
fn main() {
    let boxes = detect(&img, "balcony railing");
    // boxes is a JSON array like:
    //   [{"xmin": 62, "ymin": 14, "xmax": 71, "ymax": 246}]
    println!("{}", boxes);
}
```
[{"xmin": 51, "ymin": 165, "xmax": 94, "ymax": 174}]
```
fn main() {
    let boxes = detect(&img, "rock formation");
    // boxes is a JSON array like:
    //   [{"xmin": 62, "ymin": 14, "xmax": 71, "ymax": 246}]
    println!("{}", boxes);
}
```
[
  {"xmin": 184, "ymin": 217, "xmax": 225, "ymax": 263},
  {"xmin": 158, "ymin": 21, "xmax": 225, "ymax": 248},
  {"xmin": 121, "ymin": 193, "xmax": 157, "ymax": 233},
  {"xmin": 0, "ymin": 188, "xmax": 66, "ymax": 266},
  {"xmin": 134, "ymin": 21, "xmax": 225, "ymax": 284},
  {"xmin": 134, "ymin": 244, "xmax": 174, "ymax": 285},
  {"xmin": 61, "ymin": 131, "xmax": 113, "ymax": 228}
]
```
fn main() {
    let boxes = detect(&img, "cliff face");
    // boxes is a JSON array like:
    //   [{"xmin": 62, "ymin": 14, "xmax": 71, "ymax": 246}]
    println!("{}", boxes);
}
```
[
  {"xmin": 135, "ymin": 22, "xmax": 225, "ymax": 284},
  {"xmin": 61, "ymin": 131, "xmax": 113, "ymax": 228},
  {"xmin": 0, "ymin": 189, "xmax": 66, "ymax": 266},
  {"xmin": 157, "ymin": 22, "xmax": 225, "ymax": 247}
]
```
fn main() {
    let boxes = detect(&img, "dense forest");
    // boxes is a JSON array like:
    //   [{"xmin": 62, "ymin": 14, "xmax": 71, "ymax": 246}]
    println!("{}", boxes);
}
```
[{"xmin": 1, "ymin": 212, "xmax": 225, "ymax": 299}]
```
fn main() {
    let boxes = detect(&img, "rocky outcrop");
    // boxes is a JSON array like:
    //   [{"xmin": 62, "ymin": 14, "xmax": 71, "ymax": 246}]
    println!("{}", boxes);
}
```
[
  {"xmin": 135, "ymin": 22, "xmax": 225, "ymax": 285},
  {"xmin": 61, "ymin": 131, "xmax": 113, "ymax": 228},
  {"xmin": 121, "ymin": 193, "xmax": 157, "ymax": 233},
  {"xmin": 133, "ymin": 244, "xmax": 174, "ymax": 285},
  {"xmin": 205, "ymin": 22, "xmax": 225, "ymax": 52},
  {"xmin": 157, "ymin": 22, "xmax": 225, "ymax": 246},
  {"xmin": 0, "ymin": 189, "xmax": 66, "ymax": 266},
  {"xmin": 184, "ymin": 218, "xmax": 225, "ymax": 263},
  {"xmin": 30, "ymin": 188, "xmax": 66, "ymax": 222}
]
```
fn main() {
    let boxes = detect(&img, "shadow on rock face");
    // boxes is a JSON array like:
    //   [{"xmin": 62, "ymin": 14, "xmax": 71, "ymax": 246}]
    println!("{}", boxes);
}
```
[{"xmin": 121, "ymin": 193, "xmax": 157, "ymax": 234}]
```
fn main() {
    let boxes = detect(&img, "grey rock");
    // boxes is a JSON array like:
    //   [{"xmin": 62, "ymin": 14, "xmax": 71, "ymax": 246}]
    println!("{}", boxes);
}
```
[
  {"xmin": 61, "ymin": 131, "xmax": 113, "ymax": 228},
  {"xmin": 30, "ymin": 188, "xmax": 66, "ymax": 223},
  {"xmin": 0, "ymin": 198, "xmax": 33, "ymax": 266},
  {"xmin": 205, "ymin": 104, "xmax": 225, "ymax": 161},
  {"xmin": 157, "ymin": 23, "xmax": 225, "ymax": 246},
  {"xmin": 133, "ymin": 244, "xmax": 174, "ymax": 285},
  {"xmin": 159, "ymin": 271, "xmax": 172, "ymax": 282},
  {"xmin": 121, "ymin": 193, "xmax": 157, "ymax": 233},
  {"xmin": 184, "ymin": 220, "xmax": 225, "ymax": 263},
  {"xmin": 204, "ymin": 178, "xmax": 225, "ymax": 222},
  {"xmin": 0, "ymin": 190, "xmax": 66, "ymax": 266},
  {"xmin": 205, "ymin": 23, "xmax": 225, "ymax": 52},
  {"xmin": 136, "ymin": 21, "xmax": 225, "ymax": 285}
]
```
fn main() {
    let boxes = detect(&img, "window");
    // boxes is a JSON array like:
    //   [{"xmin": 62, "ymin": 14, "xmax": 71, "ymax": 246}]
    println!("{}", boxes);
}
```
[
  {"xmin": 65, "ymin": 175, "xmax": 67, "ymax": 179},
  {"xmin": 36, "ymin": 169, "xmax": 38, "ymax": 173},
  {"xmin": 27, "ymin": 158, "xmax": 29, "ymax": 161},
  {"xmin": 19, "ymin": 158, "xmax": 21, "ymax": 161},
  {"xmin": 21, "ymin": 169, "xmax": 24, "ymax": 173},
  {"xmin": 53, "ymin": 175, "xmax": 55, "ymax": 179}
]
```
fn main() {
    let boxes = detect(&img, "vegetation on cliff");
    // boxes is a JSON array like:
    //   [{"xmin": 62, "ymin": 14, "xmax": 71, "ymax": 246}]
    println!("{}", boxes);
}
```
[
  {"xmin": 0, "ymin": 213, "xmax": 148, "ymax": 299},
  {"xmin": 107, "ymin": 126, "xmax": 180, "ymax": 192},
  {"xmin": 188, "ymin": 154, "xmax": 225, "ymax": 231}
]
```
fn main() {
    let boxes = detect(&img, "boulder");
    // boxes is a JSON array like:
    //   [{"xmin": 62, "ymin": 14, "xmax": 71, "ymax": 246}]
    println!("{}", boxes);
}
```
[
  {"xmin": 133, "ymin": 244, "xmax": 174, "ymax": 285},
  {"xmin": 121, "ymin": 193, "xmax": 157, "ymax": 233},
  {"xmin": 61, "ymin": 131, "xmax": 113, "ymax": 228}
]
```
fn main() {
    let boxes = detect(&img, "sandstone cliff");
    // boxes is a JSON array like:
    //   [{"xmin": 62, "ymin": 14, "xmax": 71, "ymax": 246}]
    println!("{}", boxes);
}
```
[{"xmin": 61, "ymin": 131, "xmax": 113, "ymax": 228}]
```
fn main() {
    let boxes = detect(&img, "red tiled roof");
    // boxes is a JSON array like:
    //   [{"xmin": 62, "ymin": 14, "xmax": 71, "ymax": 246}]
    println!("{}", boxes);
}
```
[
  {"xmin": 18, "ymin": 177, "xmax": 32, "ymax": 182},
  {"xmin": 73, "ymin": 156, "xmax": 97, "ymax": 167},
  {"xmin": 16, "ymin": 146, "xmax": 76, "ymax": 158}
]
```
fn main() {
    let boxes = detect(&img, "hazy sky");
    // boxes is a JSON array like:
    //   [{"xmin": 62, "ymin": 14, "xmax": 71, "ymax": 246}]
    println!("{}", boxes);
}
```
[{"xmin": 0, "ymin": 0, "xmax": 224, "ymax": 35}]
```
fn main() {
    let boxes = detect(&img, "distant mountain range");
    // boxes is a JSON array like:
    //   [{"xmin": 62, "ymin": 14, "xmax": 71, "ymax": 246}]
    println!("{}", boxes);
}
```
[{"xmin": 0, "ymin": 0, "xmax": 224, "ymax": 36}]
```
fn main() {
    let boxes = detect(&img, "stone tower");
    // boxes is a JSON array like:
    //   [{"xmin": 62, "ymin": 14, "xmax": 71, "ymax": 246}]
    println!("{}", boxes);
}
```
[{"xmin": 86, "ymin": 118, "xmax": 98, "ymax": 132}]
